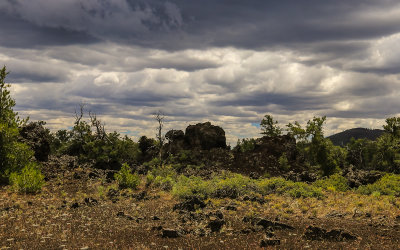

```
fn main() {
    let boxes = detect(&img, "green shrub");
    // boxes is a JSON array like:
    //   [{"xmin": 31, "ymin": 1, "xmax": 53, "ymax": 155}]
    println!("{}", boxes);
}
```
[
  {"xmin": 153, "ymin": 175, "xmax": 175, "ymax": 190},
  {"xmin": 212, "ymin": 173, "xmax": 255, "ymax": 198},
  {"xmin": 358, "ymin": 174, "xmax": 400, "ymax": 196},
  {"xmin": 278, "ymin": 153, "xmax": 290, "ymax": 171},
  {"xmin": 114, "ymin": 163, "xmax": 140, "ymax": 189},
  {"xmin": 146, "ymin": 165, "xmax": 178, "ymax": 190},
  {"xmin": 10, "ymin": 163, "xmax": 44, "ymax": 194},
  {"xmin": 284, "ymin": 182, "xmax": 323, "ymax": 198},
  {"xmin": 172, "ymin": 175, "xmax": 212, "ymax": 199},
  {"xmin": 257, "ymin": 177, "xmax": 323, "ymax": 198},
  {"xmin": 313, "ymin": 173, "xmax": 349, "ymax": 192},
  {"xmin": 257, "ymin": 177, "xmax": 289, "ymax": 194}
]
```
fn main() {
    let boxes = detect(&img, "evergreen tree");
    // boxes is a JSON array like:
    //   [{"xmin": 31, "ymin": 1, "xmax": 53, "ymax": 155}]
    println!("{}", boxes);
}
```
[{"xmin": 0, "ymin": 66, "xmax": 35, "ymax": 183}]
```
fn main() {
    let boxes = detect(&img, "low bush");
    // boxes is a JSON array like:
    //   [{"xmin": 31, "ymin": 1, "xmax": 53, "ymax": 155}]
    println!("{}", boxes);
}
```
[
  {"xmin": 146, "ymin": 165, "xmax": 178, "ymax": 190},
  {"xmin": 257, "ymin": 177, "xmax": 323, "ymax": 198},
  {"xmin": 212, "ymin": 173, "xmax": 255, "ymax": 198},
  {"xmin": 172, "ymin": 175, "xmax": 212, "ymax": 199},
  {"xmin": 114, "ymin": 163, "xmax": 140, "ymax": 189},
  {"xmin": 10, "ymin": 163, "xmax": 44, "ymax": 194},
  {"xmin": 358, "ymin": 174, "xmax": 400, "ymax": 196},
  {"xmin": 313, "ymin": 173, "xmax": 349, "ymax": 192}
]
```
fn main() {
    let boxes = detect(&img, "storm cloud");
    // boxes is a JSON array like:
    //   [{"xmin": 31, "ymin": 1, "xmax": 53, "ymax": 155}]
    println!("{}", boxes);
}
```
[{"xmin": 1, "ymin": 0, "xmax": 400, "ymax": 143}]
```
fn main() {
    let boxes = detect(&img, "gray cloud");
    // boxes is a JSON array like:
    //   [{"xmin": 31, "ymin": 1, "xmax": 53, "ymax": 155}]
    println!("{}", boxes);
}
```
[{"xmin": 2, "ymin": 1, "xmax": 400, "ymax": 144}]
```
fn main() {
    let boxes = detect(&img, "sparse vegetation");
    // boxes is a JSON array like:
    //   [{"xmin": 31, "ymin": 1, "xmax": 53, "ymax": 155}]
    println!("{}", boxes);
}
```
[
  {"xmin": 9, "ymin": 162, "xmax": 44, "ymax": 193},
  {"xmin": 114, "ymin": 163, "xmax": 140, "ymax": 189}
]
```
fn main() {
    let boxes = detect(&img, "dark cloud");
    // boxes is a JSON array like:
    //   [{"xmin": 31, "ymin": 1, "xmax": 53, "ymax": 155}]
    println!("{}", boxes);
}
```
[
  {"xmin": 2, "ymin": 0, "xmax": 400, "ymax": 143},
  {"xmin": 1, "ymin": 0, "xmax": 399, "ymax": 51}
]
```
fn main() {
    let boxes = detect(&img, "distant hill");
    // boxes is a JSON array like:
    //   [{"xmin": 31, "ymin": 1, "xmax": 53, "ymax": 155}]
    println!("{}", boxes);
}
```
[{"xmin": 327, "ymin": 128, "xmax": 385, "ymax": 146}]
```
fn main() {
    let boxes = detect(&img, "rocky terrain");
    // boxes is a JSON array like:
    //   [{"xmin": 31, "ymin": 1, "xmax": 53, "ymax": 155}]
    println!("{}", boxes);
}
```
[{"xmin": 1, "ymin": 155, "xmax": 400, "ymax": 249}]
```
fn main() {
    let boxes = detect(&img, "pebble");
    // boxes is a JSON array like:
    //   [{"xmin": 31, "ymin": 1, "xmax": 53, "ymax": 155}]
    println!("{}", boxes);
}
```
[{"xmin": 6, "ymin": 238, "xmax": 14, "ymax": 242}]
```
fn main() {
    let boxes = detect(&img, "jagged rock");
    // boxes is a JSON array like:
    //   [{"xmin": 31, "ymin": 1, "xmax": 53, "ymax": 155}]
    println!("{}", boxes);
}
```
[
  {"xmin": 207, "ymin": 218, "xmax": 225, "ymax": 232},
  {"xmin": 162, "ymin": 229, "xmax": 180, "ymax": 238},
  {"xmin": 173, "ymin": 197, "xmax": 206, "ymax": 212},
  {"xmin": 260, "ymin": 238, "xmax": 280, "ymax": 247},
  {"xmin": 70, "ymin": 202, "xmax": 80, "ymax": 209},
  {"xmin": 84, "ymin": 197, "xmax": 98, "ymax": 206},
  {"xmin": 166, "ymin": 130, "xmax": 185, "ymax": 142},
  {"xmin": 304, "ymin": 225, "xmax": 357, "ymax": 241},
  {"xmin": 185, "ymin": 122, "xmax": 227, "ymax": 150},
  {"xmin": 285, "ymin": 171, "xmax": 318, "ymax": 183},
  {"xmin": 343, "ymin": 166, "xmax": 383, "ymax": 188}
]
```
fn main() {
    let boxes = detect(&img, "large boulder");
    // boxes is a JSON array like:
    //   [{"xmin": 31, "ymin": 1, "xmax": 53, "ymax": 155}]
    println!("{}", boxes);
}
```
[
  {"xmin": 165, "ymin": 130, "xmax": 186, "ymax": 154},
  {"xmin": 184, "ymin": 122, "xmax": 227, "ymax": 150}
]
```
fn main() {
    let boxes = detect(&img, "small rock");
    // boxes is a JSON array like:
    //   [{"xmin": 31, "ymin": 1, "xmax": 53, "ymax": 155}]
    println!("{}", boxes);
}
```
[
  {"xmin": 70, "ymin": 202, "xmax": 79, "ymax": 209},
  {"xmin": 173, "ymin": 197, "xmax": 206, "ymax": 212},
  {"xmin": 162, "ymin": 229, "xmax": 180, "ymax": 238},
  {"xmin": 260, "ymin": 238, "xmax": 280, "ymax": 247},
  {"xmin": 84, "ymin": 197, "xmax": 98, "ymax": 206},
  {"xmin": 225, "ymin": 205, "xmax": 237, "ymax": 211},
  {"xmin": 207, "ymin": 219, "xmax": 225, "ymax": 232},
  {"xmin": 152, "ymin": 225, "xmax": 163, "ymax": 231},
  {"xmin": 304, "ymin": 225, "xmax": 357, "ymax": 241}
]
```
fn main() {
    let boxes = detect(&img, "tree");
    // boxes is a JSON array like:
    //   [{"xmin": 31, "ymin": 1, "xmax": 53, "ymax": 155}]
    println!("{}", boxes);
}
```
[
  {"xmin": 260, "ymin": 114, "xmax": 282, "ymax": 137},
  {"xmin": 383, "ymin": 117, "xmax": 400, "ymax": 139},
  {"xmin": 154, "ymin": 110, "xmax": 165, "ymax": 164},
  {"xmin": 0, "ymin": 66, "xmax": 37, "ymax": 184}
]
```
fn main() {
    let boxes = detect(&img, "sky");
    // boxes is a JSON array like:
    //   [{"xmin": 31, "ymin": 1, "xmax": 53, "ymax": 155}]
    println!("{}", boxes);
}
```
[{"xmin": 1, "ymin": 0, "xmax": 400, "ymax": 145}]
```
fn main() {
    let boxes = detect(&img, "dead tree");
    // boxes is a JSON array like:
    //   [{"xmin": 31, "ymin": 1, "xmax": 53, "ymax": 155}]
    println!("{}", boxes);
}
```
[
  {"xmin": 89, "ymin": 111, "xmax": 107, "ymax": 140},
  {"xmin": 154, "ymin": 110, "xmax": 165, "ymax": 164}
]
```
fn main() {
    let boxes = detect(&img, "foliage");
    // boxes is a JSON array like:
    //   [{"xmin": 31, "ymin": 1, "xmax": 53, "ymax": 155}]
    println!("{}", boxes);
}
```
[
  {"xmin": 278, "ymin": 153, "xmax": 290, "ymax": 171},
  {"xmin": 146, "ymin": 164, "xmax": 178, "ymax": 190},
  {"xmin": 234, "ymin": 138, "xmax": 256, "ymax": 153},
  {"xmin": 212, "ymin": 172, "xmax": 255, "ymax": 198},
  {"xmin": 53, "ymin": 108, "xmax": 141, "ymax": 169},
  {"xmin": 383, "ymin": 117, "xmax": 400, "ymax": 138},
  {"xmin": 358, "ymin": 174, "xmax": 400, "ymax": 196},
  {"xmin": 171, "ymin": 175, "xmax": 212, "ymax": 199},
  {"xmin": 114, "ymin": 163, "xmax": 140, "ymax": 189},
  {"xmin": 346, "ymin": 138, "xmax": 377, "ymax": 170},
  {"xmin": 313, "ymin": 173, "xmax": 349, "ymax": 192},
  {"xmin": 287, "ymin": 116, "xmax": 345, "ymax": 176},
  {"xmin": 9, "ymin": 163, "xmax": 44, "ymax": 194},
  {"xmin": 371, "ymin": 133, "xmax": 400, "ymax": 172},
  {"xmin": 0, "ymin": 66, "xmax": 38, "ymax": 184},
  {"xmin": 257, "ymin": 177, "xmax": 323, "ymax": 198},
  {"xmin": 260, "ymin": 114, "xmax": 282, "ymax": 137}
]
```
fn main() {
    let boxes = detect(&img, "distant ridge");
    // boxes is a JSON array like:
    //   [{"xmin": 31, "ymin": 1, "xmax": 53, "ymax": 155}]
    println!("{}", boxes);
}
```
[{"xmin": 327, "ymin": 128, "xmax": 385, "ymax": 146}]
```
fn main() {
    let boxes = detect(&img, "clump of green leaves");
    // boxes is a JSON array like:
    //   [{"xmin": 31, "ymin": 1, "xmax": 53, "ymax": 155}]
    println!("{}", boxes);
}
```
[
  {"xmin": 0, "ymin": 66, "xmax": 40, "ymax": 185},
  {"xmin": 234, "ymin": 138, "xmax": 256, "ymax": 153},
  {"xmin": 172, "ymin": 175, "xmax": 212, "ymax": 199},
  {"xmin": 313, "ymin": 173, "xmax": 349, "ymax": 192},
  {"xmin": 212, "ymin": 172, "xmax": 255, "ymax": 198},
  {"xmin": 114, "ymin": 163, "xmax": 140, "ymax": 189},
  {"xmin": 257, "ymin": 177, "xmax": 323, "ymax": 198},
  {"xmin": 146, "ymin": 164, "xmax": 178, "ymax": 190},
  {"xmin": 260, "ymin": 114, "xmax": 282, "ymax": 137},
  {"xmin": 10, "ymin": 163, "xmax": 44, "ymax": 194},
  {"xmin": 358, "ymin": 174, "xmax": 400, "ymax": 196}
]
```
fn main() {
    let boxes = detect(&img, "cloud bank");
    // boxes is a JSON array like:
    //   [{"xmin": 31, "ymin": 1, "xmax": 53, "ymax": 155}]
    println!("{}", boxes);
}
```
[{"xmin": 1, "ymin": 0, "xmax": 400, "ymax": 144}]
